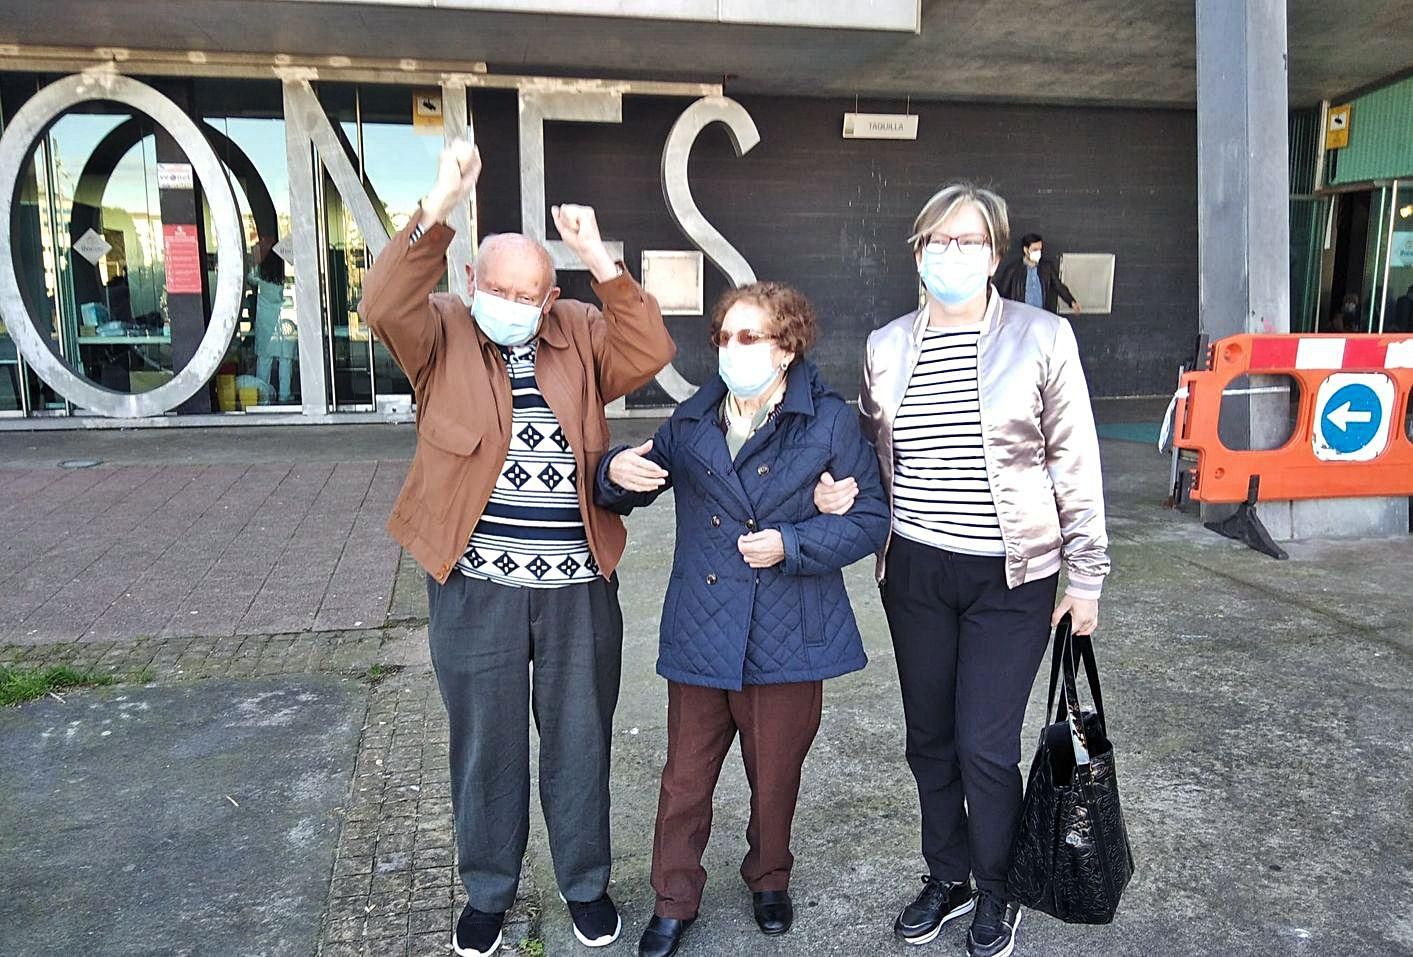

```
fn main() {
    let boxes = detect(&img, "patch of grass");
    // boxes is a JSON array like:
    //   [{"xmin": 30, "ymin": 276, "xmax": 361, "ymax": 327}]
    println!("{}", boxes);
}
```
[
  {"xmin": 362, "ymin": 663, "xmax": 401, "ymax": 685},
  {"xmin": 519, "ymin": 939, "xmax": 545, "ymax": 957},
  {"xmin": 0, "ymin": 664, "xmax": 116, "ymax": 708},
  {"xmin": 127, "ymin": 666, "xmax": 157, "ymax": 684}
]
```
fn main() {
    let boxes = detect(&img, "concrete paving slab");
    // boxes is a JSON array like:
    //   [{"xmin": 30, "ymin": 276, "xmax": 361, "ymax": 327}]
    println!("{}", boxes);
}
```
[{"xmin": 0, "ymin": 676, "xmax": 367, "ymax": 957}]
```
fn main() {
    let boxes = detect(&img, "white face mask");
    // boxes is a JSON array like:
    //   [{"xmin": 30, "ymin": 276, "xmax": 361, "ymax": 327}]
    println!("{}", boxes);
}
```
[
  {"xmin": 1028, "ymin": 247, "xmax": 1043, "ymax": 263},
  {"xmin": 718, "ymin": 341, "xmax": 785, "ymax": 399},
  {"xmin": 471, "ymin": 289, "xmax": 547, "ymax": 347},
  {"xmin": 919, "ymin": 243, "xmax": 992, "ymax": 306}
]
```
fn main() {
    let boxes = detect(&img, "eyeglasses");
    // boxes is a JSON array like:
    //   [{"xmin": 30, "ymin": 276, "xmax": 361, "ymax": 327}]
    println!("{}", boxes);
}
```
[
  {"xmin": 712, "ymin": 329, "xmax": 775, "ymax": 348},
  {"xmin": 924, "ymin": 234, "xmax": 991, "ymax": 254}
]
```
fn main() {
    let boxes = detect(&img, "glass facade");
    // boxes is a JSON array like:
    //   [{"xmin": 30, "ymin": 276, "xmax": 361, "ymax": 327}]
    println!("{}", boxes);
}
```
[
  {"xmin": 1381, "ymin": 181, "xmax": 1412, "ymax": 333},
  {"xmin": 0, "ymin": 70, "xmax": 454, "ymax": 418}
]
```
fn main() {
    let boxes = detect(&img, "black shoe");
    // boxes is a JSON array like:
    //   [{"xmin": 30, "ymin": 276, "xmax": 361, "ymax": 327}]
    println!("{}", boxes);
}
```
[
  {"xmin": 566, "ymin": 893, "xmax": 622, "ymax": 947},
  {"xmin": 452, "ymin": 904, "xmax": 505, "ymax": 957},
  {"xmin": 637, "ymin": 914, "xmax": 694, "ymax": 957},
  {"xmin": 966, "ymin": 891, "xmax": 1022, "ymax": 957},
  {"xmin": 894, "ymin": 874, "xmax": 976, "ymax": 945},
  {"xmin": 752, "ymin": 890, "xmax": 794, "ymax": 935}
]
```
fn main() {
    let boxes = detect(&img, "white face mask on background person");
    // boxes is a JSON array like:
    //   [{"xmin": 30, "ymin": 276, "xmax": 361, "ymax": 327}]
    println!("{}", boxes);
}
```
[
  {"xmin": 1028, "ymin": 247, "xmax": 1043, "ymax": 263},
  {"xmin": 718, "ymin": 341, "xmax": 786, "ymax": 399},
  {"xmin": 471, "ymin": 289, "xmax": 548, "ymax": 347},
  {"xmin": 919, "ymin": 243, "xmax": 992, "ymax": 306}
]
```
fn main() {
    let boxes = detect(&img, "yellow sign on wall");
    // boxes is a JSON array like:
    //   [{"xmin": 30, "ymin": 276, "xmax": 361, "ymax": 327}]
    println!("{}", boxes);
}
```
[
  {"xmin": 1326, "ymin": 104, "xmax": 1352, "ymax": 150},
  {"xmin": 413, "ymin": 90, "xmax": 443, "ymax": 134}
]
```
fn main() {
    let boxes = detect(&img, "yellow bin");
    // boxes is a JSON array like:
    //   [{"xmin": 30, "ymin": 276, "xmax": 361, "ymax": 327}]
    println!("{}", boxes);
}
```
[{"xmin": 216, "ymin": 374, "xmax": 238, "ymax": 411}]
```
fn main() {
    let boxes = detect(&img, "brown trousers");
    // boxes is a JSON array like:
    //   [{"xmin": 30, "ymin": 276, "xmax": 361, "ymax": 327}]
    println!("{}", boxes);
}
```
[{"xmin": 650, "ymin": 679, "xmax": 824, "ymax": 919}]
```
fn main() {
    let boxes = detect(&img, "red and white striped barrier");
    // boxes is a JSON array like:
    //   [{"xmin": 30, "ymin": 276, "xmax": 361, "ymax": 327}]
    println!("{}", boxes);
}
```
[{"xmin": 1247, "ymin": 335, "xmax": 1413, "ymax": 372}]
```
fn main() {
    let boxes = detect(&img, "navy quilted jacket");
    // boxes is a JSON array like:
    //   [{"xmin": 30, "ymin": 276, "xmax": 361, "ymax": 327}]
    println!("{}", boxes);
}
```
[{"xmin": 595, "ymin": 360, "xmax": 889, "ymax": 690}]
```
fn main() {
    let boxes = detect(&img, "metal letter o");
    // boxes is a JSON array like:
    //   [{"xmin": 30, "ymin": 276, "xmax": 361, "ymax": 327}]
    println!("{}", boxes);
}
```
[{"xmin": 0, "ymin": 73, "xmax": 245, "ymax": 418}]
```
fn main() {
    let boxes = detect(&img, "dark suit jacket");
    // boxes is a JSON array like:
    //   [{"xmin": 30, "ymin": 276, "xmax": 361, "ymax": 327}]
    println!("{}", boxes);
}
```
[{"xmin": 995, "ymin": 256, "xmax": 1077, "ymax": 313}]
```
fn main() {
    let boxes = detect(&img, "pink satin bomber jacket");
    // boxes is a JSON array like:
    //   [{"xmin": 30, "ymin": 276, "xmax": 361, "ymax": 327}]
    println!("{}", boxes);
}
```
[{"xmin": 859, "ymin": 291, "xmax": 1110, "ymax": 600}]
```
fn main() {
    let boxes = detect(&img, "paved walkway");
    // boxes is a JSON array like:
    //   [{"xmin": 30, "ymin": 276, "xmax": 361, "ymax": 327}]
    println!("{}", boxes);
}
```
[
  {"xmin": 1, "ymin": 408, "xmax": 1411, "ymax": 956},
  {"xmin": 0, "ymin": 460, "xmax": 404, "ymax": 643}
]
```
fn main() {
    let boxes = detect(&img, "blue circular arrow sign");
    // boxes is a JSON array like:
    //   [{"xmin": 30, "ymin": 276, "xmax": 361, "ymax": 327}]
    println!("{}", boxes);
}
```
[{"xmin": 1319, "ymin": 382, "xmax": 1383, "ymax": 454}]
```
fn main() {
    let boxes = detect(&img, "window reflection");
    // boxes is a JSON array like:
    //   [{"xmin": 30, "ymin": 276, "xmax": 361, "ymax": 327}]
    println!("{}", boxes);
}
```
[
  {"xmin": 0, "ymin": 72, "xmax": 463, "ymax": 417},
  {"xmin": 199, "ymin": 79, "xmax": 300, "ymax": 410}
]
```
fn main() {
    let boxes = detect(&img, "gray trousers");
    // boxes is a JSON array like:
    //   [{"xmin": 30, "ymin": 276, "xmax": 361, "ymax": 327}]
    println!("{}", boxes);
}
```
[{"xmin": 426, "ymin": 571, "xmax": 623, "ymax": 912}]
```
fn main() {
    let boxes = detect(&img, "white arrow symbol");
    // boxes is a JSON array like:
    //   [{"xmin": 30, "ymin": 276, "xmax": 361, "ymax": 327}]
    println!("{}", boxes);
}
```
[{"xmin": 1326, "ymin": 401, "xmax": 1373, "ymax": 432}]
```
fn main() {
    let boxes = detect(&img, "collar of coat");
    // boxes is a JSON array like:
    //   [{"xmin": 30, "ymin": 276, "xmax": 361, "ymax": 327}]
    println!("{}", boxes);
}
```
[
  {"xmin": 910, "ymin": 285, "xmax": 1001, "ymax": 346},
  {"xmin": 676, "ymin": 357, "xmax": 823, "ymax": 422}
]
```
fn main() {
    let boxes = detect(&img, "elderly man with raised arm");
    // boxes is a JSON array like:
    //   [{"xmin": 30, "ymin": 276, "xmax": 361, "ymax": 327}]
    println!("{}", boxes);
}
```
[{"xmin": 361, "ymin": 140, "xmax": 676, "ymax": 957}]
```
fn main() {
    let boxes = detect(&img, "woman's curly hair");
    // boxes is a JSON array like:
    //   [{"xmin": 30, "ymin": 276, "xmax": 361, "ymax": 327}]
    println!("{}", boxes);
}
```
[{"xmin": 708, "ymin": 281, "xmax": 818, "ymax": 356}]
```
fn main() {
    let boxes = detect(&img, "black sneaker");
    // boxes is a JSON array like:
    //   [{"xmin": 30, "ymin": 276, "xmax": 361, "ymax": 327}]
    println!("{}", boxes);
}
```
[
  {"xmin": 566, "ymin": 893, "xmax": 623, "ymax": 947},
  {"xmin": 452, "ymin": 904, "xmax": 505, "ymax": 957},
  {"xmin": 966, "ymin": 891, "xmax": 1022, "ymax": 957},
  {"xmin": 894, "ymin": 875, "xmax": 977, "ymax": 945}
]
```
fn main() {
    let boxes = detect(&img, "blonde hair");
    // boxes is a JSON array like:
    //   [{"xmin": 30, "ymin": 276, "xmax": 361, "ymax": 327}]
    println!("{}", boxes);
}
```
[{"xmin": 908, "ymin": 183, "xmax": 1010, "ymax": 256}]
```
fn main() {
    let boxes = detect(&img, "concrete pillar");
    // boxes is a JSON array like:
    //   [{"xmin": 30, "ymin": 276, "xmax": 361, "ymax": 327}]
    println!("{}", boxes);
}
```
[
  {"xmin": 1194, "ymin": 0, "xmax": 1407, "ymax": 540},
  {"xmin": 153, "ymin": 80, "xmax": 212, "ymax": 415}
]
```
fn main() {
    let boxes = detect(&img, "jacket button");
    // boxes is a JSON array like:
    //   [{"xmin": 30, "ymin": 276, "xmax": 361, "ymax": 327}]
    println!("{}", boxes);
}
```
[
  {"xmin": 757, "ymin": 464, "xmax": 770, "ymax": 476},
  {"xmin": 705, "ymin": 573, "xmax": 717, "ymax": 585},
  {"xmin": 706, "ymin": 468, "xmax": 714, "ymax": 477},
  {"xmin": 746, "ymin": 518, "xmax": 757, "ymax": 530},
  {"xmin": 711, "ymin": 515, "xmax": 721, "ymax": 527}
]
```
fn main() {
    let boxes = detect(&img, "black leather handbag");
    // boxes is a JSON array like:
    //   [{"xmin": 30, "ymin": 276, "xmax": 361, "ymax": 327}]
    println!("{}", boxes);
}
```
[{"xmin": 1006, "ymin": 615, "xmax": 1134, "ymax": 924}]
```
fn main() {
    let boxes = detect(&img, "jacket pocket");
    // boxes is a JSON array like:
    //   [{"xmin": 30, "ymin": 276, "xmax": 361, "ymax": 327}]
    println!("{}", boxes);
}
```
[
  {"xmin": 410, "ymin": 416, "xmax": 484, "ymax": 519},
  {"xmin": 801, "ymin": 576, "xmax": 824, "ymax": 647}
]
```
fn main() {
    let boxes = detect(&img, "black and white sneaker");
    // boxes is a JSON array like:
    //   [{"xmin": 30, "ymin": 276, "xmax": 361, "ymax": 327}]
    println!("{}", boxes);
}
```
[
  {"xmin": 452, "ymin": 904, "xmax": 505, "ymax": 957},
  {"xmin": 894, "ymin": 875, "xmax": 977, "ymax": 945},
  {"xmin": 566, "ymin": 893, "xmax": 623, "ymax": 947},
  {"xmin": 966, "ymin": 891, "xmax": 1022, "ymax": 957}
]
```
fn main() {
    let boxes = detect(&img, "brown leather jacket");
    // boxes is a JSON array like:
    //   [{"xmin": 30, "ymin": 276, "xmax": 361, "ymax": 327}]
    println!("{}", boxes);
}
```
[{"xmin": 362, "ymin": 219, "xmax": 675, "ymax": 583}]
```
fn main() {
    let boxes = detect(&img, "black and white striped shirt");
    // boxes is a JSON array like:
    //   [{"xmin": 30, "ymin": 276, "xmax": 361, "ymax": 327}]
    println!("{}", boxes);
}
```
[
  {"xmin": 891, "ymin": 318, "xmax": 1006, "ymax": 557},
  {"xmin": 456, "ymin": 341, "xmax": 599, "ymax": 588}
]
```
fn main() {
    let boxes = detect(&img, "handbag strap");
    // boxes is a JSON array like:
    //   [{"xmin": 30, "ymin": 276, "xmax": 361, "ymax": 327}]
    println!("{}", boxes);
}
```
[
  {"xmin": 1045, "ymin": 613, "xmax": 1072, "ymax": 723},
  {"xmin": 1046, "ymin": 615, "xmax": 1108, "ymax": 731}
]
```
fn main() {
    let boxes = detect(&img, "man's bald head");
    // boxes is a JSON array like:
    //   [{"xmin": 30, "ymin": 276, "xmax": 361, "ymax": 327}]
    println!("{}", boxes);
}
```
[{"xmin": 471, "ymin": 233, "xmax": 557, "ymax": 306}]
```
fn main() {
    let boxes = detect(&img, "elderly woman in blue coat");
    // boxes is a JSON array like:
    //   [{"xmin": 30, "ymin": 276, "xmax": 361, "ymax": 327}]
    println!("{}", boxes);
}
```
[{"xmin": 596, "ymin": 282, "xmax": 888, "ymax": 957}]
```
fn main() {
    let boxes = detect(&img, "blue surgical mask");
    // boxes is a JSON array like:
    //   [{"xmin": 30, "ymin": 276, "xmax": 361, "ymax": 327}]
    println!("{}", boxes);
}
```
[
  {"xmin": 471, "ymin": 289, "xmax": 547, "ymax": 347},
  {"xmin": 718, "ymin": 342, "xmax": 785, "ymax": 399},
  {"xmin": 919, "ymin": 243, "xmax": 991, "ymax": 305}
]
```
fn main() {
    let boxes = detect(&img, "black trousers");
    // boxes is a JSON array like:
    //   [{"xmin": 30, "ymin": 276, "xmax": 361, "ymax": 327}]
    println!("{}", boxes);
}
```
[
  {"xmin": 882, "ymin": 535, "xmax": 1058, "ymax": 897},
  {"xmin": 426, "ymin": 571, "xmax": 623, "ymax": 913}
]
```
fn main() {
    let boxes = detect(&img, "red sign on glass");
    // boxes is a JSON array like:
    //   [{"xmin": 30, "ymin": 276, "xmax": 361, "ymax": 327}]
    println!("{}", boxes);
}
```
[{"xmin": 162, "ymin": 223, "xmax": 203, "ymax": 295}]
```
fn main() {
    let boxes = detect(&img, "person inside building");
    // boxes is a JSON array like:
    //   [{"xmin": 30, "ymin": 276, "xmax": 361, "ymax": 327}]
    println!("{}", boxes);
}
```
[
  {"xmin": 1333, "ymin": 291, "xmax": 1362, "ymax": 332},
  {"xmin": 595, "ymin": 282, "xmax": 889, "ymax": 957},
  {"xmin": 361, "ymin": 139, "xmax": 676, "ymax": 957},
  {"xmin": 1390, "ymin": 284, "xmax": 1413, "ymax": 333},
  {"xmin": 817, "ymin": 183, "xmax": 1109, "ymax": 957},
  {"xmin": 249, "ymin": 238, "xmax": 296, "ymax": 403},
  {"xmin": 994, "ymin": 232, "xmax": 1081, "ymax": 314}
]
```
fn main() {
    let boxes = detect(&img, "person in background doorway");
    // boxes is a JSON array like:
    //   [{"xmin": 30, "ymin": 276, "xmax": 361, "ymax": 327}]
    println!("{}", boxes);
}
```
[
  {"xmin": 1390, "ymin": 284, "xmax": 1413, "ymax": 333},
  {"xmin": 250, "ymin": 238, "xmax": 296, "ymax": 403},
  {"xmin": 361, "ymin": 139, "xmax": 676, "ymax": 957},
  {"xmin": 1334, "ymin": 292, "xmax": 1362, "ymax": 333},
  {"xmin": 994, "ymin": 233, "xmax": 1081, "ymax": 314}
]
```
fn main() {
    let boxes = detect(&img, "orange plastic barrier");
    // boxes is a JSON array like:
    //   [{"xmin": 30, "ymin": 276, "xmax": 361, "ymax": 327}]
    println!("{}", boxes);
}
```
[{"xmin": 1173, "ymin": 333, "xmax": 1413, "ymax": 504}]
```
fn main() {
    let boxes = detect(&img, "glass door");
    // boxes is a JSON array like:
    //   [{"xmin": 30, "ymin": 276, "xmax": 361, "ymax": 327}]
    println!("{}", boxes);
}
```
[
  {"xmin": 198, "ymin": 78, "xmax": 301, "ymax": 410},
  {"xmin": 316, "ymin": 81, "xmax": 444, "ymax": 413},
  {"xmin": 1380, "ymin": 181, "xmax": 1412, "ymax": 333}
]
